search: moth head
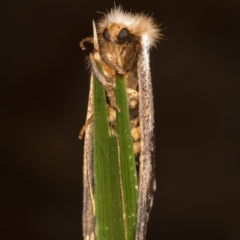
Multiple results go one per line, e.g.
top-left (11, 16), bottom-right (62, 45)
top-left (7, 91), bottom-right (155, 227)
top-left (97, 7), bottom-right (162, 48)
top-left (102, 23), bottom-right (131, 44)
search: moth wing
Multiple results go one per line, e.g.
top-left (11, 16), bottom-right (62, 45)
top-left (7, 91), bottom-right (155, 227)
top-left (82, 74), bottom-right (95, 240)
top-left (136, 35), bottom-right (155, 240)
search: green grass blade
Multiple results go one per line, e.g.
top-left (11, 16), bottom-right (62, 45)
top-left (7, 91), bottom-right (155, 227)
top-left (93, 74), bottom-right (125, 239)
top-left (115, 75), bottom-right (138, 239)
top-left (93, 68), bottom-right (138, 240)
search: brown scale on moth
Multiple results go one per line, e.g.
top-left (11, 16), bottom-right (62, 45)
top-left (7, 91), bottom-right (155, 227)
top-left (80, 6), bottom-right (161, 240)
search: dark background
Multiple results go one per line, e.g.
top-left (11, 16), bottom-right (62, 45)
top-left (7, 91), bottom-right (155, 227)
top-left (2, 0), bottom-right (240, 239)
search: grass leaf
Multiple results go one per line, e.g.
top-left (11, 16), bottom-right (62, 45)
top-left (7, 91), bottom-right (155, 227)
top-left (93, 67), bottom-right (138, 240)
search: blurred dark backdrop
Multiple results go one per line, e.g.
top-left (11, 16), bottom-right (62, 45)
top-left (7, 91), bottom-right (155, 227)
top-left (1, 0), bottom-right (240, 239)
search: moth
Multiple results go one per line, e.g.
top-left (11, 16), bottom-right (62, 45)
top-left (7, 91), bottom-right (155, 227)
top-left (80, 7), bottom-right (161, 240)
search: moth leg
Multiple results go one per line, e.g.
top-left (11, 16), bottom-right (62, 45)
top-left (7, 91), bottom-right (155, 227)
top-left (89, 54), bottom-right (109, 86)
top-left (100, 54), bottom-right (116, 70)
top-left (100, 54), bottom-right (126, 75)
top-left (79, 114), bottom-right (94, 139)
top-left (90, 54), bottom-right (120, 112)
top-left (114, 64), bottom-right (126, 75)
top-left (80, 37), bottom-right (94, 50)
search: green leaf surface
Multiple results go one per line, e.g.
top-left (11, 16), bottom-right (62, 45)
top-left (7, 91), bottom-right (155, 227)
top-left (93, 70), bottom-right (138, 240)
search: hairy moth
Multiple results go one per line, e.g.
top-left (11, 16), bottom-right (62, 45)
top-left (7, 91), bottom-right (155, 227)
top-left (80, 6), bottom-right (161, 240)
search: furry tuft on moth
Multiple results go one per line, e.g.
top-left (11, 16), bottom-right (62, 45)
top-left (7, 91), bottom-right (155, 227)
top-left (80, 7), bottom-right (161, 240)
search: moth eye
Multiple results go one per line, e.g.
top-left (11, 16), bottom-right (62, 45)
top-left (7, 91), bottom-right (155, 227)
top-left (118, 28), bottom-right (129, 41)
top-left (103, 28), bottom-right (110, 40)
